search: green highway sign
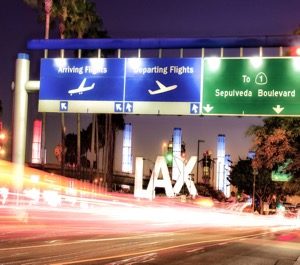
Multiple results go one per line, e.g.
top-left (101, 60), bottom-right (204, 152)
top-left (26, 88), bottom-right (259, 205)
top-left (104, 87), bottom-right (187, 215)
top-left (271, 159), bottom-right (293, 182)
top-left (271, 171), bottom-right (292, 182)
top-left (202, 57), bottom-right (300, 116)
top-left (271, 160), bottom-right (293, 182)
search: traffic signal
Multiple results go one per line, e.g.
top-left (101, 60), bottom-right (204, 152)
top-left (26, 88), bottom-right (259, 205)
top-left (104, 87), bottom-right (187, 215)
top-left (202, 151), bottom-right (212, 168)
top-left (289, 46), bottom-right (300, 56)
top-left (164, 141), bottom-right (173, 167)
top-left (165, 151), bottom-right (173, 167)
top-left (202, 151), bottom-right (212, 183)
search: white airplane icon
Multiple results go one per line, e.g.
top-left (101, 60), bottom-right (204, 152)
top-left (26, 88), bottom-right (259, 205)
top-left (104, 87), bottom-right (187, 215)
top-left (68, 78), bottom-right (95, 95)
top-left (148, 80), bottom-right (177, 95)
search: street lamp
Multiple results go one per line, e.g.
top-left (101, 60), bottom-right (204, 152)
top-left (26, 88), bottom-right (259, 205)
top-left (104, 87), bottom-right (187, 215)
top-left (196, 139), bottom-right (205, 184)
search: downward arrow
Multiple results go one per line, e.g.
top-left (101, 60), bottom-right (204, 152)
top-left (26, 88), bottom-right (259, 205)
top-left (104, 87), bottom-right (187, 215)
top-left (272, 105), bottom-right (284, 114)
top-left (203, 104), bottom-right (214, 113)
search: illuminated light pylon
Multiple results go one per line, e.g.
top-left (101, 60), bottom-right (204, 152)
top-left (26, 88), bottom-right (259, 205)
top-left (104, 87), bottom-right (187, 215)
top-left (290, 46), bottom-right (300, 56)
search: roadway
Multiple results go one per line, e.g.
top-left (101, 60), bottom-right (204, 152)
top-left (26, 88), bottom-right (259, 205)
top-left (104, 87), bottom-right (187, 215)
top-left (0, 196), bottom-right (300, 265)
top-left (0, 223), bottom-right (299, 264)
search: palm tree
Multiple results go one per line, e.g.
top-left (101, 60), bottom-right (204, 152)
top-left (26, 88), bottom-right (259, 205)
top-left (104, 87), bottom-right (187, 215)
top-left (53, 1), bottom-right (122, 188)
top-left (24, 0), bottom-right (98, 164)
top-left (24, 0), bottom-right (124, 187)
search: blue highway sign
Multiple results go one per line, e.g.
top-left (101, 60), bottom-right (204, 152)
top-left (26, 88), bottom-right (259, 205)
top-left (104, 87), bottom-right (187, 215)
top-left (40, 58), bottom-right (124, 101)
top-left (39, 58), bottom-right (202, 115)
top-left (125, 58), bottom-right (202, 115)
top-left (39, 58), bottom-right (125, 113)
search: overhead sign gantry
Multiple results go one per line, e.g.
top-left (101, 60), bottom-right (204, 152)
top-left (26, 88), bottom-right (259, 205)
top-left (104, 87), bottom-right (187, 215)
top-left (12, 36), bottom-right (300, 164)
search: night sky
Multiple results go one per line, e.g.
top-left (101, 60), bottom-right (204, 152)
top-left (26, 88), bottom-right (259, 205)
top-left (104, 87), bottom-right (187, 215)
top-left (1, 0), bottom-right (300, 167)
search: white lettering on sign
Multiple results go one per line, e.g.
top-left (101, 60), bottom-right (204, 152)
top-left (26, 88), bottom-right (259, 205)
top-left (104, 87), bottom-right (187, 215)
top-left (134, 156), bottom-right (198, 200)
top-left (134, 66), bottom-right (168, 75)
top-left (58, 66), bottom-right (84, 75)
top-left (57, 65), bottom-right (107, 75)
top-left (215, 88), bottom-right (296, 99)
top-left (215, 89), bottom-right (253, 98)
top-left (242, 75), bottom-right (251, 83)
top-left (257, 89), bottom-right (296, 97)
top-left (169, 66), bottom-right (194, 75)
top-left (133, 66), bottom-right (194, 76)
top-left (84, 66), bottom-right (107, 74)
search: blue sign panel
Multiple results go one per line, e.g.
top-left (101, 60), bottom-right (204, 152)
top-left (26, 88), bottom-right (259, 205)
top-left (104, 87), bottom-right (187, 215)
top-left (39, 57), bottom-right (202, 115)
top-left (125, 58), bottom-right (201, 102)
top-left (40, 58), bottom-right (124, 101)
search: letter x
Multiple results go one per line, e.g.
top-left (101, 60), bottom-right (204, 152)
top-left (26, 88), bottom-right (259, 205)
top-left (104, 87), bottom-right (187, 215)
top-left (173, 156), bottom-right (198, 196)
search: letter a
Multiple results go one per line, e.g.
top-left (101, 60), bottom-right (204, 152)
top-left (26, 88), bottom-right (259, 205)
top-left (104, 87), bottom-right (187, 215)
top-left (147, 156), bottom-right (175, 199)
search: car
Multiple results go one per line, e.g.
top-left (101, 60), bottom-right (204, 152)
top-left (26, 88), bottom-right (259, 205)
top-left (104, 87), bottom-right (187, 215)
top-left (283, 202), bottom-right (297, 211)
top-left (282, 203), bottom-right (298, 218)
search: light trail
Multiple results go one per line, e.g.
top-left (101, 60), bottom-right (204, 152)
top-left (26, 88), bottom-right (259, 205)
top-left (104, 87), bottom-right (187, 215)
top-left (0, 158), bottom-right (299, 242)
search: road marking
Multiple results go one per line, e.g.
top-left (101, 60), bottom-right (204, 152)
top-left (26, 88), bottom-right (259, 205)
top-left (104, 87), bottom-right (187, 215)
top-left (51, 230), bottom-right (277, 265)
top-left (0, 232), bottom-right (174, 251)
top-left (186, 247), bottom-right (204, 253)
top-left (106, 253), bottom-right (157, 265)
top-left (186, 240), bottom-right (230, 253)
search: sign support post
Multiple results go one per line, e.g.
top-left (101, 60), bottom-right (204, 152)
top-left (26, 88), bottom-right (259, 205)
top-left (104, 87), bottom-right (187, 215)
top-left (12, 53), bottom-right (30, 164)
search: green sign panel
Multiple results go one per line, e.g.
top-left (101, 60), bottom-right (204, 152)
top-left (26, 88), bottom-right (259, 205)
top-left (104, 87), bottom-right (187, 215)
top-left (202, 57), bottom-right (300, 116)
top-left (271, 171), bottom-right (292, 182)
top-left (271, 160), bottom-right (293, 182)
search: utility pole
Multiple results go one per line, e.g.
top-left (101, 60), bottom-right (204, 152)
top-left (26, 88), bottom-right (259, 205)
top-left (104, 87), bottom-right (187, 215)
top-left (196, 139), bottom-right (205, 184)
top-left (252, 169), bottom-right (258, 212)
top-left (41, 0), bottom-right (52, 167)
